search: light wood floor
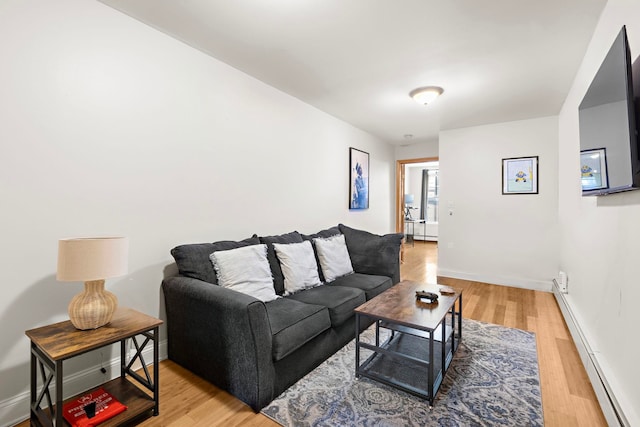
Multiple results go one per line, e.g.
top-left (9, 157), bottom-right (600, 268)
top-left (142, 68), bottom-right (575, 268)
top-left (16, 241), bottom-right (606, 426)
top-left (404, 242), bottom-right (607, 427)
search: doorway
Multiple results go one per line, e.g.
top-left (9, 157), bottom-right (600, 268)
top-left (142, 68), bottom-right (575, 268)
top-left (395, 157), bottom-right (439, 239)
top-left (396, 157), bottom-right (439, 280)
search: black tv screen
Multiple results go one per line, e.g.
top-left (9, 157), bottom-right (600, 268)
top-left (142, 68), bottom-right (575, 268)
top-left (579, 26), bottom-right (640, 196)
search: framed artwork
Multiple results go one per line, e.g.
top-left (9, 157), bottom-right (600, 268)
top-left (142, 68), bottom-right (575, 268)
top-left (580, 148), bottom-right (608, 191)
top-left (502, 156), bottom-right (539, 194)
top-left (349, 147), bottom-right (369, 209)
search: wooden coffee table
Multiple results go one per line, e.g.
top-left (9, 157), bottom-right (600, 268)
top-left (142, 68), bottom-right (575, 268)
top-left (354, 281), bottom-right (462, 406)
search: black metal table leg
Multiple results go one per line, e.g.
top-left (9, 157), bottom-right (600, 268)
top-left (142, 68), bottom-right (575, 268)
top-left (153, 326), bottom-right (160, 415)
top-left (355, 313), bottom-right (361, 378)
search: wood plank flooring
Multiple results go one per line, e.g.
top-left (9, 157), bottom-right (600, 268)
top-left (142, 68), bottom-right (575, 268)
top-left (15, 241), bottom-right (606, 426)
top-left (407, 241), bottom-right (607, 426)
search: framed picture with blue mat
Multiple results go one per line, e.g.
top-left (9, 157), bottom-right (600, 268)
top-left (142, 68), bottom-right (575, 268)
top-left (349, 147), bottom-right (369, 209)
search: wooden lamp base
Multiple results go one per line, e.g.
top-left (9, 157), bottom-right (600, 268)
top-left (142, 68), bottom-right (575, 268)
top-left (68, 280), bottom-right (118, 330)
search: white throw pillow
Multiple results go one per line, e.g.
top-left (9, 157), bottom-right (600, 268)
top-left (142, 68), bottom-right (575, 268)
top-left (209, 244), bottom-right (278, 302)
top-left (273, 241), bottom-right (322, 295)
top-left (313, 234), bottom-right (354, 282)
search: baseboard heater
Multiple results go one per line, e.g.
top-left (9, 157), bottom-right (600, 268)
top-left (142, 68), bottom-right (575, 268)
top-left (552, 279), bottom-right (629, 427)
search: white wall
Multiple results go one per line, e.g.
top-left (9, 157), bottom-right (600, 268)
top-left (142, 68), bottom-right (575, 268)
top-left (438, 117), bottom-right (559, 291)
top-left (558, 1), bottom-right (640, 424)
top-left (0, 1), bottom-right (395, 424)
top-left (396, 139), bottom-right (439, 161)
top-left (406, 167), bottom-right (423, 209)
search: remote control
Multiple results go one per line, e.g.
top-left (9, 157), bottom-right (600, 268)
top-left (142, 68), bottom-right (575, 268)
top-left (439, 286), bottom-right (455, 295)
top-left (415, 290), bottom-right (439, 302)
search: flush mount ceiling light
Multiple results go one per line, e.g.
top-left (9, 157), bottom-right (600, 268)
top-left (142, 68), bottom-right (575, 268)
top-left (410, 86), bottom-right (444, 105)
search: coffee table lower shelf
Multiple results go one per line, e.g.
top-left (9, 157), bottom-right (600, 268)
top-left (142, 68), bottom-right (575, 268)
top-left (357, 330), bottom-right (456, 404)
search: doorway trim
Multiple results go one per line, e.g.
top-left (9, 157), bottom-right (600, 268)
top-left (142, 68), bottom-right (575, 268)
top-left (396, 157), bottom-right (439, 233)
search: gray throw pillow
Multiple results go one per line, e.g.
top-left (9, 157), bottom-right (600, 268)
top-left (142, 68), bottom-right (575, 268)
top-left (210, 244), bottom-right (278, 302)
top-left (313, 234), bottom-right (354, 282)
top-left (301, 225), bottom-right (341, 282)
top-left (171, 235), bottom-right (260, 284)
top-left (273, 241), bottom-right (322, 294)
top-left (259, 231), bottom-right (304, 295)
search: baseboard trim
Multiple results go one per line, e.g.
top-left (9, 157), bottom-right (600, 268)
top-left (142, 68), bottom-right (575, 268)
top-left (0, 339), bottom-right (168, 427)
top-left (552, 282), bottom-right (629, 427)
top-left (436, 269), bottom-right (553, 292)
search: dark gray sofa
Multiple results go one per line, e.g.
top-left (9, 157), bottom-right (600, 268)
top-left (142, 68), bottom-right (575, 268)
top-left (162, 224), bottom-right (403, 411)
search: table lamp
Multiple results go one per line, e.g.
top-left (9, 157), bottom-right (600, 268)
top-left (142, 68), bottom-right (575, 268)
top-left (57, 237), bottom-right (129, 330)
top-left (404, 194), bottom-right (415, 220)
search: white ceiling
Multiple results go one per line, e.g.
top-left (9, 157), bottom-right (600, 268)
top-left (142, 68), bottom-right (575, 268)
top-left (100, 0), bottom-right (606, 145)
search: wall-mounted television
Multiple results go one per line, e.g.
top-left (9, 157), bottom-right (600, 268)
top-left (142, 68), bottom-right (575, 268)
top-left (579, 25), bottom-right (640, 196)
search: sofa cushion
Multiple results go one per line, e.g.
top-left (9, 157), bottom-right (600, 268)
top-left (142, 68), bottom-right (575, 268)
top-left (260, 231), bottom-right (304, 295)
top-left (210, 244), bottom-right (278, 302)
top-left (338, 224), bottom-right (403, 283)
top-left (286, 285), bottom-right (365, 327)
top-left (273, 241), bottom-right (321, 295)
top-left (265, 298), bottom-right (331, 361)
top-left (171, 235), bottom-right (260, 285)
top-left (329, 273), bottom-right (393, 300)
top-left (313, 234), bottom-right (354, 282)
top-left (301, 226), bottom-right (341, 241)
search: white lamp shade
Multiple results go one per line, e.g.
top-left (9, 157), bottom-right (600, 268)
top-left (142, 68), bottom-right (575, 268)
top-left (57, 237), bottom-right (129, 282)
top-left (405, 194), bottom-right (415, 204)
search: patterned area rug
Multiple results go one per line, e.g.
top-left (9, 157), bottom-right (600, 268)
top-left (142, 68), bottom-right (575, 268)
top-left (261, 319), bottom-right (543, 426)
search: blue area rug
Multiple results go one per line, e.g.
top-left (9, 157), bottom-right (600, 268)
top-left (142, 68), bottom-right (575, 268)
top-left (261, 319), bottom-right (543, 426)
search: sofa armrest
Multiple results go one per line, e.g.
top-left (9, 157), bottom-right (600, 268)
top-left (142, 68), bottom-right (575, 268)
top-left (339, 224), bottom-right (403, 284)
top-left (161, 276), bottom-right (275, 411)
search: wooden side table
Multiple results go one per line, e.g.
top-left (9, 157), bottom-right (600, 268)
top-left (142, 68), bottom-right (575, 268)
top-left (25, 307), bottom-right (163, 426)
